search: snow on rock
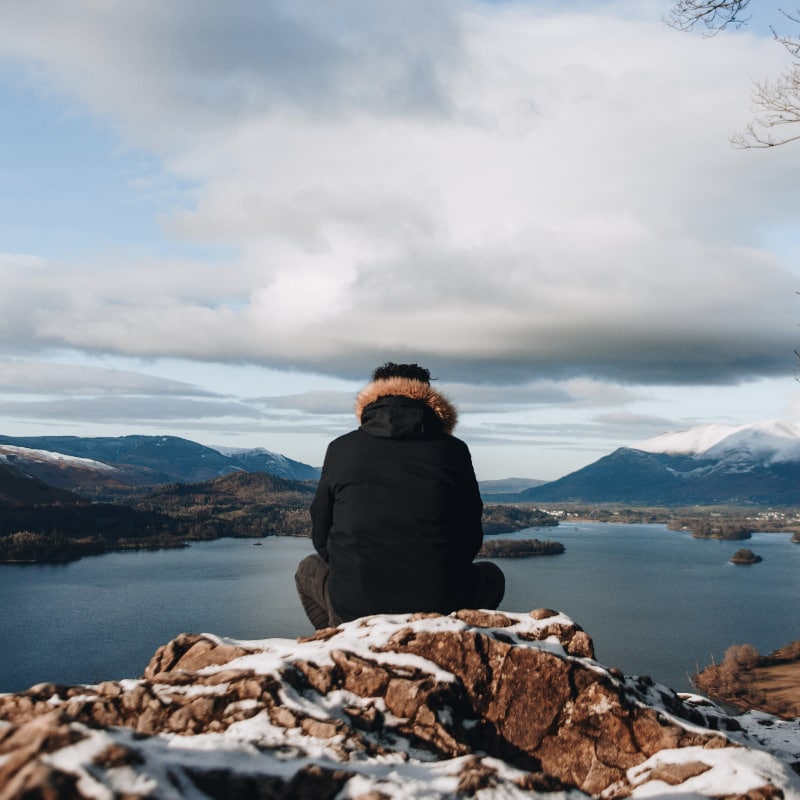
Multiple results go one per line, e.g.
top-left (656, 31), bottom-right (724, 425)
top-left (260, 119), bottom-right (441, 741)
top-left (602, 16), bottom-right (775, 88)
top-left (0, 609), bottom-right (798, 799)
top-left (634, 420), bottom-right (800, 463)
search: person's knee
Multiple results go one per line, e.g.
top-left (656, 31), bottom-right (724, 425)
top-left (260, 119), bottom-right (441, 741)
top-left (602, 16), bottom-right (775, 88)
top-left (472, 560), bottom-right (505, 609)
top-left (295, 554), bottom-right (336, 629)
top-left (295, 553), bottom-right (327, 586)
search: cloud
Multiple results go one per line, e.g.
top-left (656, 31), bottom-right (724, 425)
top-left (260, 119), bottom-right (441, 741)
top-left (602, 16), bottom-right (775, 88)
top-left (259, 390), bottom-right (356, 415)
top-left (0, 1), bottom-right (460, 147)
top-left (0, 359), bottom-right (216, 396)
top-left (0, 395), bottom-right (261, 424)
top-left (1, 2), bottom-right (799, 388)
top-left (590, 411), bottom-right (680, 434)
top-left (234, 377), bottom-right (644, 419)
top-left (460, 418), bottom-right (659, 449)
top-left (429, 379), bottom-right (646, 413)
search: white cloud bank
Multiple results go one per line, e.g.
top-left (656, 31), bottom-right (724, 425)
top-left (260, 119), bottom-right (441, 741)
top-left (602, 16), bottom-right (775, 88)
top-left (0, 1), bottom-right (798, 387)
top-left (1, 1), bottom-right (800, 478)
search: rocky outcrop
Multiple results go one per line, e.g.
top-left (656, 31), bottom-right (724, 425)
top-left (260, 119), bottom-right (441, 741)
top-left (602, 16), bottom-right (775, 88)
top-left (1, 609), bottom-right (799, 799)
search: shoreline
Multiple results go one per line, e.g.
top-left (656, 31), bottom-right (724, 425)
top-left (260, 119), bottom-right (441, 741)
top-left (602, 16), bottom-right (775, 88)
top-left (694, 641), bottom-right (800, 720)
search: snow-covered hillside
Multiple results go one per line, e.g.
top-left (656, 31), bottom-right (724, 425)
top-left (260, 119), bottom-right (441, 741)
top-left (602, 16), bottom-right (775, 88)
top-left (0, 434), bottom-right (320, 488)
top-left (213, 444), bottom-right (320, 480)
top-left (634, 420), bottom-right (800, 463)
top-left (0, 444), bottom-right (118, 472)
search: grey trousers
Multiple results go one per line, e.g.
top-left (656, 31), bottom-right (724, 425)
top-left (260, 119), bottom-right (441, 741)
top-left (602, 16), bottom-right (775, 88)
top-left (294, 553), bottom-right (506, 630)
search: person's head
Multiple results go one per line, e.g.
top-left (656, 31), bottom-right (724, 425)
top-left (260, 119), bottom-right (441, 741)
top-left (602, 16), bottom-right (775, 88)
top-left (371, 362), bottom-right (431, 384)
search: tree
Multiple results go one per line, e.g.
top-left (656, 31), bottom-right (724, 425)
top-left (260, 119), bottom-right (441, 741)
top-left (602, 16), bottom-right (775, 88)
top-left (666, 1), bottom-right (752, 33)
top-left (667, 0), bottom-right (800, 147)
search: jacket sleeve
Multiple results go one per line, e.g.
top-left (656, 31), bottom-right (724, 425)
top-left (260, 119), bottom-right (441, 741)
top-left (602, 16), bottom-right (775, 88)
top-left (459, 442), bottom-right (484, 560)
top-left (310, 448), bottom-right (334, 562)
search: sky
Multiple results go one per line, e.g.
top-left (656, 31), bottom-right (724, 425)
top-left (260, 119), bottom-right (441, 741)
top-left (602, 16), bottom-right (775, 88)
top-left (1, 0), bottom-right (800, 481)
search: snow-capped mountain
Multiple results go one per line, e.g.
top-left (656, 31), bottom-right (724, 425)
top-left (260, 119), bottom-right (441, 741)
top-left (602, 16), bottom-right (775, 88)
top-left (635, 420), bottom-right (800, 464)
top-left (518, 420), bottom-right (800, 506)
top-left (0, 434), bottom-right (320, 498)
top-left (212, 445), bottom-right (320, 481)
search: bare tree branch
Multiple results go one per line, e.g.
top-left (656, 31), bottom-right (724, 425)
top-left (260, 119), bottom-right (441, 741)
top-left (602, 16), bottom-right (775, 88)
top-left (771, 7), bottom-right (800, 58)
top-left (667, 2), bottom-right (800, 147)
top-left (733, 57), bottom-right (800, 147)
top-left (665, 0), bottom-right (752, 34)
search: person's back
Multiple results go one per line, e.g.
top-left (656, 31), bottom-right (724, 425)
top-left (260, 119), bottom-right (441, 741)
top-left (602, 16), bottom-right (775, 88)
top-left (295, 362), bottom-right (504, 629)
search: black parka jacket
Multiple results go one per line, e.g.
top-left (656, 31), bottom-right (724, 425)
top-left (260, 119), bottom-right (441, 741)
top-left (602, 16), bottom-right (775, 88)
top-left (310, 377), bottom-right (484, 622)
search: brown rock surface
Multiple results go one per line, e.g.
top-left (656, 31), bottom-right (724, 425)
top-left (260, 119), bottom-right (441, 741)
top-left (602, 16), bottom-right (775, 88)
top-left (0, 611), bottom-right (796, 799)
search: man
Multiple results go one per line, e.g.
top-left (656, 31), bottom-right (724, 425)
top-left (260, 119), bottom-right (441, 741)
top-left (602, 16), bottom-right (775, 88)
top-left (295, 362), bottom-right (505, 629)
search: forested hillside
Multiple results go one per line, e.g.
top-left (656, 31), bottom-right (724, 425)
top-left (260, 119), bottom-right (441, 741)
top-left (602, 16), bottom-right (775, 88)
top-left (0, 468), bottom-right (558, 563)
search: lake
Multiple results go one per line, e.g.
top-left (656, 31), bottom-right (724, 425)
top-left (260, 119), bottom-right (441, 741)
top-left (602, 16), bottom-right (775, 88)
top-left (1, 522), bottom-right (798, 694)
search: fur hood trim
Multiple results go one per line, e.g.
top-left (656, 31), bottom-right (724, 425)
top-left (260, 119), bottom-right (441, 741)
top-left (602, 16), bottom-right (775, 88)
top-left (355, 377), bottom-right (458, 434)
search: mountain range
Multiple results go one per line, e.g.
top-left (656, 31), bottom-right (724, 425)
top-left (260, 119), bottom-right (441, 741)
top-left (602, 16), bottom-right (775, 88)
top-left (2, 421), bottom-right (799, 507)
top-left (0, 434), bottom-right (319, 499)
top-left (0, 433), bottom-right (559, 562)
top-left (508, 420), bottom-right (800, 506)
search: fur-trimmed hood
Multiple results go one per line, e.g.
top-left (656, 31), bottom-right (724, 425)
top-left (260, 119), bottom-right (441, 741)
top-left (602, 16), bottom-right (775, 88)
top-left (355, 377), bottom-right (458, 435)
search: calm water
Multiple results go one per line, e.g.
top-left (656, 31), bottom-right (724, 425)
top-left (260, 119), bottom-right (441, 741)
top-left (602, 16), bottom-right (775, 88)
top-left (1, 523), bottom-right (798, 694)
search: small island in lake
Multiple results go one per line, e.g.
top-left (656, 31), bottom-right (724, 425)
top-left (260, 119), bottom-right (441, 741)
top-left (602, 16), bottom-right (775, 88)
top-left (730, 548), bottom-right (762, 565)
top-left (481, 505), bottom-right (559, 534)
top-left (478, 538), bottom-right (564, 558)
top-left (670, 521), bottom-right (754, 540)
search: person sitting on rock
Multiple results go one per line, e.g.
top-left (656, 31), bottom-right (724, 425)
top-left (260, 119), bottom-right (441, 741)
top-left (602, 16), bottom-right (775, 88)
top-left (295, 362), bottom-right (505, 629)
